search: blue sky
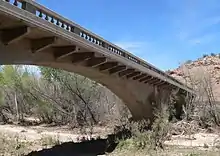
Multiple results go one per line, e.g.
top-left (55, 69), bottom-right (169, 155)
top-left (37, 0), bottom-right (220, 70)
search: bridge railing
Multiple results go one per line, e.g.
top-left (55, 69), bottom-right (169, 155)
top-left (3, 0), bottom-right (193, 93)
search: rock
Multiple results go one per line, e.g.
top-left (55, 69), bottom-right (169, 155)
top-left (167, 55), bottom-right (220, 101)
top-left (20, 129), bottom-right (27, 133)
top-left (214, 65), bottom-right (220, 70)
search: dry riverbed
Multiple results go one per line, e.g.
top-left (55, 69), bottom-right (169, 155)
top-left (0, 124), bottom-right (220, 156)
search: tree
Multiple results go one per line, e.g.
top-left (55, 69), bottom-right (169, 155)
top-left (0, 65), bottom-right (128, 128)
top-left (203, 54), bottom-right (208, 58)
top-left (185, 60), bottom-right (192, 64)
top-left (211, 53), bottom-right (216, 57)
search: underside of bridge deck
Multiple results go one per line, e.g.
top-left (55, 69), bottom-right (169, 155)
top-left (0, 0), bottom-right (191, 121)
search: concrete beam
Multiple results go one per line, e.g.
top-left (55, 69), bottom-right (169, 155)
top-left (109, 65), bottom-right (126, 74)
top-left (31, 37), bottom-right (56, 53)
top-left (139, 76), bottom-right (152, 82)
top-left (145, 78), bottom-right (160, 84)
top-left (153, 80), bottom-right (166, 86)
top-left (127, 71), bottom-right (141, 79)
top-left (0, 26), bottom-right (29, 45)
top-left (158, 82), bottom-right (169, 88)
top-left (53, 45), bottom-right (77, 60)
top-left (99, 62), bottom-right (118, 71)
top-left (72, 52), bottom-right (94, 63)
top-left (86, 57), bottom-right (107, 67)
top-left (151, 80), bottom-right (163, 86)
top-left (133, 73), bottom-right (147, 80)
top-left (170, 84), bottom-right (177, 89)
top-left (143, 77), bottom-right (155, 83)
top-left (118, 68), bottom-right (135, 77)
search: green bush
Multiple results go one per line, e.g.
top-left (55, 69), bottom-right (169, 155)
top-left (203, 54), bottom-right (208, 58)
top-left (211, 53), bottom-right (216, 56)
top-left (116, 106), bottom-right (170, 151)
top-left (185, 60), bottom-right (192, 64)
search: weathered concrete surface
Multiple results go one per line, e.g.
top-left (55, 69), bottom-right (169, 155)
top-left (0, 41), bottom-right (157, 120)
top-left (0, 0), bottom-right (191, 120)
top-left (0, 0), bottom-right (193, 94)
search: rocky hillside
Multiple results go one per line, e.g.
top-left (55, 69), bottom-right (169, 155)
top-left (167, 55), bottom-right (220, 100)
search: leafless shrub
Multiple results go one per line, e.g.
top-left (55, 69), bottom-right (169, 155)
top-left (116, 91), bottom-right (172, 151)
top-left (0, 65), bottom-right (129, 129)
top-left (178, 65), bottom-right (220, 129)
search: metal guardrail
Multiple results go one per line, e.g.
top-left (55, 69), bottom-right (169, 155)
top-left (2, 0), bottom-right (194, 93)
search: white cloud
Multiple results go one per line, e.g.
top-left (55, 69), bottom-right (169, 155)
top-left (113, 41), bottom-right (176, 70)
top-left (172, 2), bottom-right (220, 45)
top-left (206, 16), bottom-right (220, 27)
top-left (176, 31), bottom-right (189, 41)
top-left (114, 41), bottom-right (152, 59)
top-left (114, 40), bottom-right (150, 59)
top-left (188, 33), bottom-right (215, 45)
top-left (114, 41), bottom-right (146, 52)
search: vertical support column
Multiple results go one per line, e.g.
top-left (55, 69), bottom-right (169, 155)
top-left (21, 1), bottom-right (36, 14)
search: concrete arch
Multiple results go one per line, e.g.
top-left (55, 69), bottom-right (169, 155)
top-left (0, 40), bottom-right (159, 120)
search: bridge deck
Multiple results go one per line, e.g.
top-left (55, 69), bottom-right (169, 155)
top-left (0, 0), bottom-right (194, 94)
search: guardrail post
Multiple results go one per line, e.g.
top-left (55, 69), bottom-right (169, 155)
top-left (102, 42), bottom-right (108, 49)
top-left (71, 27), bottom-right (81, 35)
top-left (124, 53), bottom-right (128, 58)
top-left (21, 1), bottom-right (36, 14)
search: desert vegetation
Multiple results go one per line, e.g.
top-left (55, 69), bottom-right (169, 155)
top-left (0, 63), bottom-right (220, 155)
top-left (0, 65), bottom-right (129, 128)
top-left (109, 57), bottom-right (220, 155)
